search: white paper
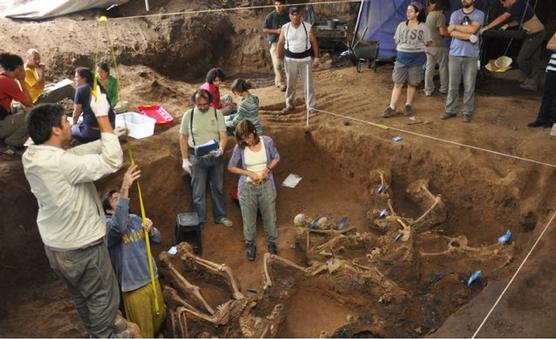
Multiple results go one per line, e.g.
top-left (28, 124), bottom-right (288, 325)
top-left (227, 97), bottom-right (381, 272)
top-left (282, 174), bottom-right (302, 188)
top-left (550, 124), bottom-right (556, 137)
top-left (197, 139), bottom-right (218, 148)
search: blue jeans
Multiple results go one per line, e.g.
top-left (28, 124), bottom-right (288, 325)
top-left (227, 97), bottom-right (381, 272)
top-left (238, 179), bottom-right (277, 243)
top-left (189, 153), bottom-right (226, 224)
top-left (445, 56), bottom-right (478, 117)
top-left (72, 123), bottom-right (100, 143)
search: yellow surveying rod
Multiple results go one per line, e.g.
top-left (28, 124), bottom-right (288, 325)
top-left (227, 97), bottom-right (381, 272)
top-left (126, 141), bottom-right (161, 315)
top-left (96, 14), bottom-right (160, 315)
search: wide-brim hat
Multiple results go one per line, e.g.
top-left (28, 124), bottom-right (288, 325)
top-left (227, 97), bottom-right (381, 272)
top-left (486, 56), bottom-right (512, 73)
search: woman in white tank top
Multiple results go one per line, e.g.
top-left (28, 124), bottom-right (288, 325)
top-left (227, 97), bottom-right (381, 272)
top-left (228, 120), bottom-right (281, 261)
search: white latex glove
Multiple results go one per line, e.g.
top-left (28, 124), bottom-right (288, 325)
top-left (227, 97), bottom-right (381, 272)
top-left (500, 24), bottom-right (509, 31)
top-left (312, 57), bottom-right (320, 68)
top-left (90, 84), bottom-right (110, 118)
top-left (114, 127), bottom-right (128, 137)
top-left (469, 34), bottom-right (478, 44)
top-left (209, 148), bottom-right (223, 158)
top-left (182, 158), bottom-right (192, 175)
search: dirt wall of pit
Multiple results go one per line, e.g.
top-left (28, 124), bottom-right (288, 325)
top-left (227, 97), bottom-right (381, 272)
top-left (0, 0), bottom-right (358, 82)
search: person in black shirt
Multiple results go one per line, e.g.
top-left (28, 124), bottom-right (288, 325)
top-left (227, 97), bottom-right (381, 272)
top-left (481, 0), bottom-right (546, 91)
top-left (263, 0), bottom-right (290, 91)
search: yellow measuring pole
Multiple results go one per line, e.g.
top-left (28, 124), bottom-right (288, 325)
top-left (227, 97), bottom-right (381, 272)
top-left (96, 15), bottom-right (160, 315)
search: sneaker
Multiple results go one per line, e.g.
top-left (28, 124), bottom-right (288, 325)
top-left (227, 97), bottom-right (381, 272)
top-left (463, 115), bottom-right (472, 123)
top-left (439, 90), bottom-right (448, 95)
top-left (246, 241), bottom-right (256, 261)
top-left (281, 106), bottom-right (294, 114)
top-left (382, 106), bottom-right (398, 118)
top-left (425, 91), bottom-right (433, 97)
top-left (279, 85), bottom-right (287, 92)
top-left (307, 108), bottom-right (318, 114)
top-left (440, 112), bottom-right (456, 120)
top-left (403, 104), bottom-right (414, 116)
top-left (267, 242), bottom-right (278, 255)
top-left (216, 217), bottom-right (233, 227)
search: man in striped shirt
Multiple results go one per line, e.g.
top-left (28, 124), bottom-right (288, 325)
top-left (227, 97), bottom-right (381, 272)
top-left (527, 31), bottom-right (556, 128)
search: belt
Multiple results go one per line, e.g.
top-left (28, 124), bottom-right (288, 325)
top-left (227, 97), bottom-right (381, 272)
top-left (45, 237), bottom-right (104, 253)
top-left (525, 29), bottom-right (544, 36)
top-left (285, 49), bottom-right (312, 59)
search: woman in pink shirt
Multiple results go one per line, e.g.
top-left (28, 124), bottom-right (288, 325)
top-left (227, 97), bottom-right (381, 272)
top-left (200, 67), bottom-right (236, 115)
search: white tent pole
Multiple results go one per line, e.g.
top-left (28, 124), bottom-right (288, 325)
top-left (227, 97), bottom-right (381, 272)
top-left (352, 0), bottom-right (365, 47)
top-left (145, 0), bottom-right (150, 11)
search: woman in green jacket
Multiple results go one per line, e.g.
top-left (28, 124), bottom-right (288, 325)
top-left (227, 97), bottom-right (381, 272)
top-left (96, 61), bottom-right (118, 107)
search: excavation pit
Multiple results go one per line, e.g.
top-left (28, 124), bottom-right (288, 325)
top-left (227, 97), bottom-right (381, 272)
top-left (0, 120), bottom-right (551, 337)
top-left (1, 0), bottom-right (556, 335)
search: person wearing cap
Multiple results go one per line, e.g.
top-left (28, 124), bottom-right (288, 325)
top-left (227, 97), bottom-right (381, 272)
top-left (277, 5), bottom-right (319, 114)
top-left (441, 0), bottom-right (484, 123)
top-left (480, 0), bottom-right (545, 91)
top-left (527, 31), bottom-right (556, 128)
top-left (263, 0), bottom-right (290, 92)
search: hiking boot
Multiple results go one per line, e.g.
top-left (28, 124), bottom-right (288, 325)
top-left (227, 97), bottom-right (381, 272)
top-left (520, 82), bottom-right (538, 91)
top-left (528, 120), bottom-right (546, 128)
top-left (267, 242), bottom-right (278, 255)
top-left (403, 104), bottom-right (414, 116)
top-left (440, 112), bottom-right (456, 120)
top-left (113, 329), bottom-right (132, 338)
top-left (463, 115), bottom-right (472, 123)
top-left (382, 106), bottom-right (398, 118)
top-left (246, 241), bottom-right (256, 261)
top-left (281, 106), bottom-right (294, 114)
top-left (0, 144), bottom-right (25, 157)
top-left (216, 217), bottom-right (233, 227)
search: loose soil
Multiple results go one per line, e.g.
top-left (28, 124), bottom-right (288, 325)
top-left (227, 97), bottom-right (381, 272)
top-left (1, 0), bottom-right (556, 337)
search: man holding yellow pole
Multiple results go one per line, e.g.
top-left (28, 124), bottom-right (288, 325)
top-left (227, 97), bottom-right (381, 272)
top-left (22, 87), bottom-right (124, 337)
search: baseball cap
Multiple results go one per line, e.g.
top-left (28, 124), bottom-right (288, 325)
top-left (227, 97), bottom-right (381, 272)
top-left (289, 6), bottom-right (300, 14)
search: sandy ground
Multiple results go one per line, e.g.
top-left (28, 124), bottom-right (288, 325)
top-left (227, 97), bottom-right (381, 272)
top-left (1, 0), bottom-right (556, 336)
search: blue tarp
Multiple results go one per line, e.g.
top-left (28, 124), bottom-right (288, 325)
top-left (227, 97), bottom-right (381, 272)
top-left (354, 0), bottom-right (492, 60)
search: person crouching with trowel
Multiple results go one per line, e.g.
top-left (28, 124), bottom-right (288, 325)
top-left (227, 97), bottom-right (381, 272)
top-left (103, 164), bottom-right (167, 338)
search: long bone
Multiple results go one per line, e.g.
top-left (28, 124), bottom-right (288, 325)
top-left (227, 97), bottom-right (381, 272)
top-left (178, 308), bottom-right (189, 337)
top-left (263, 253), bottom-right (309, 289)
top-left (160, 252), bottom-right (216, 314)
top-left (305, 227), bottom-right (356, 252)
top-left (177, 243), bottom-right (244, 300)
top-left (419, 235), bottom-right (510, 258)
